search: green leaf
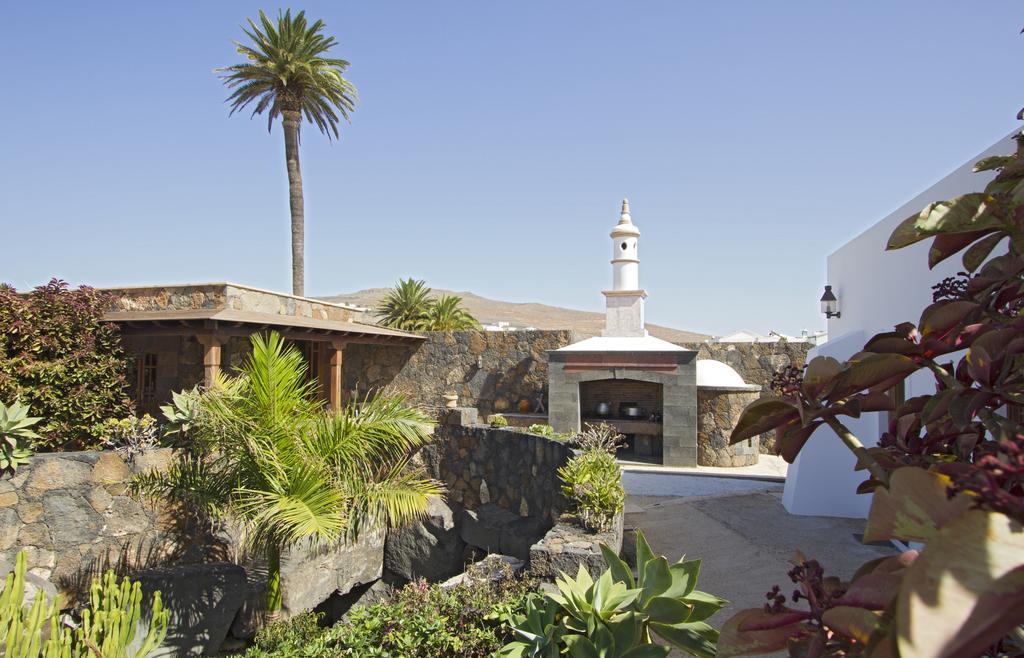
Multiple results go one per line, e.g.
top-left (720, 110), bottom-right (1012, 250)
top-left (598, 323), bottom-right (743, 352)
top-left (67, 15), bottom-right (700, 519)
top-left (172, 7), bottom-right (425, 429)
top-left (638, 557), bottom-right (672, 607)
top-left (634, 530), bottom-right (655, 575)
top-left (607, 611), bottom-right (642, 653)
top-left (919, 300), bottom-right (979, 338)
top-left (649, 621), bottom-right (719, 658)
top-left (973, 155), bottom-right (1014, 172)
top-left (683, 590), bottom-right (728, 622)
top-left (620, 645), bottom-right (670, 658)
top-left (928, 230), bottom-right (994, 269)
top-left (645, 596), bottom-right (691, 624)
top-left (563, 634), bottom-right (599, 658)
top-left (729, 397), bottom-right (801, 444)
top-left (897, 510), bottom-right (1024, 658)
top-left (600, 542), bottom-right (635, 589)
top-left (662, 560), bottom-right (700, 599)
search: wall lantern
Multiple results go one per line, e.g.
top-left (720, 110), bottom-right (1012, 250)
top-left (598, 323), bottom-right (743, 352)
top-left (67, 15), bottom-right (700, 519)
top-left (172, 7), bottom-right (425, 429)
top-left (820, 285), bottom-right (841, 319)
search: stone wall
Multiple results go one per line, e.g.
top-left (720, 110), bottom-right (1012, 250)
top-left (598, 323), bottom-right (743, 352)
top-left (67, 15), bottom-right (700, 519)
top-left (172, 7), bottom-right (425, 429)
top-left (344, 330), bottom-right (580, 415)
top-left (681, 341), bottom-right (811, 454)
top-left (680, 341), bottom-right (811, 393)
top-left (697, 390), bottom-right (761, 467)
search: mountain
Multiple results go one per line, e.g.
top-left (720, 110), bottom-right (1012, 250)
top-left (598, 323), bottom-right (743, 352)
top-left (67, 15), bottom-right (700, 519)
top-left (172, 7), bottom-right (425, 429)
top-left (319, 288), bottom-right (711, 343)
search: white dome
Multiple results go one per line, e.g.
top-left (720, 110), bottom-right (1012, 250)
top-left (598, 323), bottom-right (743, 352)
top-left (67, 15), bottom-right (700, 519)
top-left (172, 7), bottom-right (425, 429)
top-left (696, 359), bottom-right (757, 390)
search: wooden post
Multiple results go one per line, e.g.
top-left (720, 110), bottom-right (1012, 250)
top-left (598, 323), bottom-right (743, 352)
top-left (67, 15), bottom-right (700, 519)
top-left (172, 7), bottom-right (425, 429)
top-left (197, 334), bottom-right (222, 388)
top-left (328, 340), bottom-right (345, 411)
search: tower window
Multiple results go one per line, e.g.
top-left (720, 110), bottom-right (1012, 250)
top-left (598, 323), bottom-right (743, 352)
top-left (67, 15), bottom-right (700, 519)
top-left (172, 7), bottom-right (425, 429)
top-left (621, 242), bottom-right (627, 250)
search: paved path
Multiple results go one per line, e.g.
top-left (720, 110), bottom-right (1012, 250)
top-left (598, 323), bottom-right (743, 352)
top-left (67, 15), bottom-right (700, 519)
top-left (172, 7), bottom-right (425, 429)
top-left (624, 486), bottom-right (894, 635)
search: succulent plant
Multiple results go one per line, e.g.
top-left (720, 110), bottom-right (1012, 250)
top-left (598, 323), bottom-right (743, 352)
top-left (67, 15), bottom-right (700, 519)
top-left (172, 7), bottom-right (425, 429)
top-left (0, 400), bottom-right (40, 475)
top-left (501, 530), bottom-right (726, 657)
top-left (0, 550), bottom-right (168, 657)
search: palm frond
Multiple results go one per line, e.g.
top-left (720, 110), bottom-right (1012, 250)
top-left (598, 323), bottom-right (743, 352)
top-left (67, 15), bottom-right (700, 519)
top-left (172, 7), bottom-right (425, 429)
top-left (216, 9), bottom-right (358, 139)
top-left (375, 278), bottom-right (432, 330)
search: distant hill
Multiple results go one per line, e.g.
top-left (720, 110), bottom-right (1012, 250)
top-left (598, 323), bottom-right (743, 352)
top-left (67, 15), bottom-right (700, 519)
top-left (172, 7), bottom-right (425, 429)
top-left (319, 288), bottom-right (711, 343)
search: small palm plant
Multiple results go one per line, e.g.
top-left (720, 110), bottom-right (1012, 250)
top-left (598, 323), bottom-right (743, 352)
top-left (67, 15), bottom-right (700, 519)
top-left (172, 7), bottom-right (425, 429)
top-left (423, 294), bottom-right (479, 330)
top-left (134, 332), bottom-right (441, 613)
top-left (217, 10), bottom-right (358, 297)
top-left (376, 278), bottom-right (433, 330)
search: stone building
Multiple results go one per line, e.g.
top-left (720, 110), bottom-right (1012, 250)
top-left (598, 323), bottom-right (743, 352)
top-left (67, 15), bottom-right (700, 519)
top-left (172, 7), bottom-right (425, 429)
top-left (548, 200), bottom-right (761, 467)
top-left (101, 283), bottom-right (423, 414)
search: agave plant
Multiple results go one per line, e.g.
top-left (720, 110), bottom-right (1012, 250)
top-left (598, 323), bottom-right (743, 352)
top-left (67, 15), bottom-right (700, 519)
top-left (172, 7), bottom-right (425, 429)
top-left (159, 386), bottom-right (201, 442)
top-left (502, 530), bottom-right (726, 657)
top-left (134, 331), bottom-right (442, 612)
top-left (0, 400), bottom-right (40, 475)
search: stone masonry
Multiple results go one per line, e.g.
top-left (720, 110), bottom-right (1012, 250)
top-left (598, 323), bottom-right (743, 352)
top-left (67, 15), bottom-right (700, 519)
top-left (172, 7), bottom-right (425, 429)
top-left (345, 330), bottom-right (580, 415)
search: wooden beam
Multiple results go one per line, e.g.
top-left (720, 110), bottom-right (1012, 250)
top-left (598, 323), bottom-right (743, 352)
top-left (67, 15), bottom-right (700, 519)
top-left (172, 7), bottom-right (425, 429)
top-left (328, 340), bottom-right (345, 411)
top-left (196, 334), bottom-right (222, 388)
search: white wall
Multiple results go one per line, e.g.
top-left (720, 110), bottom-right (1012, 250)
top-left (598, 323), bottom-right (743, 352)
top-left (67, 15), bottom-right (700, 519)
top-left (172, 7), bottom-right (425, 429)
top-left (783, 132), bottom-right (1017, 518)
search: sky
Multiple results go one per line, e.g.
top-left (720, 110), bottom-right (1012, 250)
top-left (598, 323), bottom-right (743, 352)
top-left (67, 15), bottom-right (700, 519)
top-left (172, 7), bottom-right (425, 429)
top-left (0, 2), bottom-right (1020, 337)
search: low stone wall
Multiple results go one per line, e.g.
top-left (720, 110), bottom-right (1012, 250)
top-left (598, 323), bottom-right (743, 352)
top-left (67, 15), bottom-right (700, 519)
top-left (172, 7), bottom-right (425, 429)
top-left (697, 390), bottom-right (760, 467)
top-left (529, 512), bottom-right (624, 580)
top-left (423, 424), bottom-right (573, 521)
top-left (344, 330), bottom-right (580, 416)
top-left (0, 448), bottom-right (384, 655)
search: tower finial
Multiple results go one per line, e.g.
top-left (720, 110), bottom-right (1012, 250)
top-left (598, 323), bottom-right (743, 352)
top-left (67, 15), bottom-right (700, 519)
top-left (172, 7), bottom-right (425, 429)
top-left (619, 198), bottom-right (632, 224)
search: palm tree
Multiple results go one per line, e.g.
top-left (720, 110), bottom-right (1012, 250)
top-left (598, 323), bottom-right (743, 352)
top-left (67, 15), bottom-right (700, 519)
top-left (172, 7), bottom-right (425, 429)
top-left (376, 278), bottom-right (433, 331)
top-left (134, 332), bottom-right (440, 613)
top-left (217, 10), bottom-right (357, 297)
top-left (422, 294), bottom-right (479, 330)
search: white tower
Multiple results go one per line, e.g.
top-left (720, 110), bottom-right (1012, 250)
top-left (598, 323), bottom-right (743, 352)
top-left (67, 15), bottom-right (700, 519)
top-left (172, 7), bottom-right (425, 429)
top-left (602, 199), bottom-right (648, 337)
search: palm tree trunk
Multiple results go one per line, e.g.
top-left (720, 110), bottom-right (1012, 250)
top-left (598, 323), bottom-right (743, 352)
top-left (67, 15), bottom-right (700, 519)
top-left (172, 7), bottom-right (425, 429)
top-left (282, 110), bottom-right (305, 297)
top-left (266, 543), bottom-right (283, 612)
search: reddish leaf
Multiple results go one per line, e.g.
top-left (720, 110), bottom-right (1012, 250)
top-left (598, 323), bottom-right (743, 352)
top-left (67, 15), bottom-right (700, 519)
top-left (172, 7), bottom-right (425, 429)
top-left (779, 421), bottom-right (824, 463)
top-left (729, 397), bottom-right (800, 444)
top-left (830, 354), bottom-right (919, 399)
top-left (717, 608), bottom-right (810, 658)
top-left (928, 230), bottom-right (992, 269)
top-left (863, 332), bottom-right (920, 356)
top-left (962, 231), bottom-right (1006, 272)
top-left (821, 606), bottom-right (882, 644)
top-left (919, 301), bottom-right (980, 339)
top-left (802, 356), bottom-right (842, 399)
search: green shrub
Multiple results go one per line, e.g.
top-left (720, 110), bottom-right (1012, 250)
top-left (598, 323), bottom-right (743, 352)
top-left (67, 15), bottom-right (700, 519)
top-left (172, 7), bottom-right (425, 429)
top-left (488, 413), bottom-right (508, 428)
top-left (526, 424), bottom-right (571, 441)
top-left (558, 450), bottom-right (625, 532)
top-left (245, 562), bottom-right (537, 658)
top-left (0, 279), bottom-right (133, 450)
top-left (98, 414), bottom-right (158, 461)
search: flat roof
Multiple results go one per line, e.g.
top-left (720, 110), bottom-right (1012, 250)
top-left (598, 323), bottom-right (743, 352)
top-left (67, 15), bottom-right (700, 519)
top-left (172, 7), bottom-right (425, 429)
top-left (104, 308), bottom-right (423, 345)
